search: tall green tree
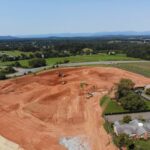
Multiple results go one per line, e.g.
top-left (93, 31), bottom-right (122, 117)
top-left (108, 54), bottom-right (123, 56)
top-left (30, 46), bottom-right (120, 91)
top-left (116, 78), bottom-right (135, 99)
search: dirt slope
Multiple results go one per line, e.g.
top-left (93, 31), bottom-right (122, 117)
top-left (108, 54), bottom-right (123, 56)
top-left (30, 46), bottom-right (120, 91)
top-left (0, 67), bottom-right (150, 150)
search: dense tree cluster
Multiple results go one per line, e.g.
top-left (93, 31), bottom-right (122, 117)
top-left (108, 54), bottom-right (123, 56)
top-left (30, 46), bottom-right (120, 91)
top-left (127, 49), bottom-right (150, 60)
top-left (116, 79), bottom-right (135, 99)
top-left (116, 79), bottom-right (147, 111)
top-left (120, 91), bottom-right (147, 111)
top-left (28, 58), bottom-right (46, 68)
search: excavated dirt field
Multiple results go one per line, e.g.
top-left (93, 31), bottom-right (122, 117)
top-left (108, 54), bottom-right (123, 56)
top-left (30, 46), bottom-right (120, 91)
top-left (0, 67), bottom-right (150, 150)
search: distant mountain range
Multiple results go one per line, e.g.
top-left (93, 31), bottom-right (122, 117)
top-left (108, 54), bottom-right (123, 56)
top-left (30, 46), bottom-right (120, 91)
top-left (0, 36), bottom-right (18, 40)
top-left (1, 31), bottom-right (150, 40)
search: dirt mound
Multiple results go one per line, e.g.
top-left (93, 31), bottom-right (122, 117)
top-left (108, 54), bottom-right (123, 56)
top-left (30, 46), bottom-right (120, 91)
top-left (0, 67), bottom-right (149, 150)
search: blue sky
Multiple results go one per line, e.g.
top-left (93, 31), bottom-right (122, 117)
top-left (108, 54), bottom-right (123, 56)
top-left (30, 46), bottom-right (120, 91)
top-left (0, 0), bottom-right (150, 35)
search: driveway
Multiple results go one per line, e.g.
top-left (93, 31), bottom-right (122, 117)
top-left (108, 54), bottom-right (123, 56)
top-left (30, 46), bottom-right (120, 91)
top-left (105, 112), bottom-right (150, 123)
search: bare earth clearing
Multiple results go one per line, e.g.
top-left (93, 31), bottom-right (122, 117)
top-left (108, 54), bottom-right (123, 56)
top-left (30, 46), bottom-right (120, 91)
top-left (0, 67), bottom-right (150, 150)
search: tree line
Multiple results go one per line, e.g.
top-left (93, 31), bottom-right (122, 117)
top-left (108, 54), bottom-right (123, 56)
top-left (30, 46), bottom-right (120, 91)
top-left (0, 37), bottom-right (150, 60)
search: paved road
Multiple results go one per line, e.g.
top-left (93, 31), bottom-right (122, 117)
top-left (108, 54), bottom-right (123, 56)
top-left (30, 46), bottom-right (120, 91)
top-left (105, 112), bottom-right (150, 123)
top-left (141, 93), bottom-right (150, 101)
top-left (6, 66), bottom-right (51, 78)
top-left (7, 60), bottom-right (149, 78)
top-left (59, 60), bottom-right (149, 67)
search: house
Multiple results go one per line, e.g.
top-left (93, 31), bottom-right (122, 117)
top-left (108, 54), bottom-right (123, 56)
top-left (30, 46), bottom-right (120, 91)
top-left (114, 119), bottom-right (150, 139)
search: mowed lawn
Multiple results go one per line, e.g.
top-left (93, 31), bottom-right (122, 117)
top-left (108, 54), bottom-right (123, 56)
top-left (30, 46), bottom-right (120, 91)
top-left (104, 100), bottom-right (127, 114)
top-left (100, 96), bottom-right (150, 114)
top-left (111, 62), bottom-right (150, 77)
top-left (0, 53), bottom-right (139, 67)
top-left (135, 140), bottom-right (150, 150)
top-left (46, 54), bottom-right (140, 65)
top-left (100, 96), bottom-right (127, 114)
top-left (145, 100), bottom-right (150, 110)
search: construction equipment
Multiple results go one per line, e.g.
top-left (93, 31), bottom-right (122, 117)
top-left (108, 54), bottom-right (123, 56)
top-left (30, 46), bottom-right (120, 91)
top-left (86, 92), bottom-right (93, 99)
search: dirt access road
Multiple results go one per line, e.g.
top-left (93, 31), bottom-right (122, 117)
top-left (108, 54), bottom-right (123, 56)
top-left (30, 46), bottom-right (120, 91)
top-left (0, 67), bottom-right (150, 150)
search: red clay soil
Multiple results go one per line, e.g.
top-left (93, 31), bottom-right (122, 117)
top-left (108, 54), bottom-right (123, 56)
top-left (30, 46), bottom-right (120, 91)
top-left (0, 67), bottom-right (150, 150)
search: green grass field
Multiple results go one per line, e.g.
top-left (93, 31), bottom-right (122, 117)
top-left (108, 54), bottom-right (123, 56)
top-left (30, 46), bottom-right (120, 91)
top-left (145, 100), bottom-right (150, 110)
top-left (135, 140), bottom-right (150, 150)
top-left (101, 95), bottom-right (150, 114)
top-left (100, 96), bottom-right (127, 114)
top-left (46, 54), bottom-right (140, 65)
top-left (0, 50), bottom-right (32, 57)
top-left (0, 53), bottom-right (139, 68)
top-left (0, 59), bottom-right (29, 67)
top-left (104, 100), bottom-right (127, 114)
top-left (111, 62), bottom-right (150, 77)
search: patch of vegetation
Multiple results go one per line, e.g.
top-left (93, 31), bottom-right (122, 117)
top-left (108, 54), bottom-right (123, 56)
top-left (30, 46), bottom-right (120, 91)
top-left (28, 58), bottom-right (46, 68)
top-left (113, 134), bottom-right (135, 150)
top-left (123, 115), bottom-right (132, 123)
top-left (100, 95), bottom-right (110, 106)
top-left (0, 73), bottom-right (6, 80)
top-left (134, 139), bottom-right (150, 150)
top-left (0, 53), bottom-right (138, 68)
top-left (145, 100), bottom-right (150, 110)
top-left (104, 100), bottom-right (127, 114)
top-left (103, 120), bottom-right (113, 134)
top-left (12, 61), bottom-right (22, 67)
top-left (116, 78), bottom-right (135, 99)
top-left (111, 62), bottom-right (150, 77)
top-left (0, 50), bottom-right (32, 57)
top-left (100, 95), bottom-right (127, 114)
top-left (116, 79), bottom-right (147, 112)
top-left (120, 91), bottom-right (147, 111)
top-left (0, 66), bottom-right (16, 74)
top-left (146, 88), bottom-right (150, 95)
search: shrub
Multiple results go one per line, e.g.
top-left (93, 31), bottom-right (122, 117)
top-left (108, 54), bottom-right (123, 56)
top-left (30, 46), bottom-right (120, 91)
top-left (116, 78), bottom-right (135, 100)
top-left (63, 59), bottom-right (70, 63)
top-left (146, 88), bottom-right (150, 95)
top-left (123, 115), bottom-right (132, 123)
top-left (0, 73), bottom-right (6, 80)
top-left (82, 48), bottom-right (93, 55)
top-left (13, 61), bottom-right (21, 67)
